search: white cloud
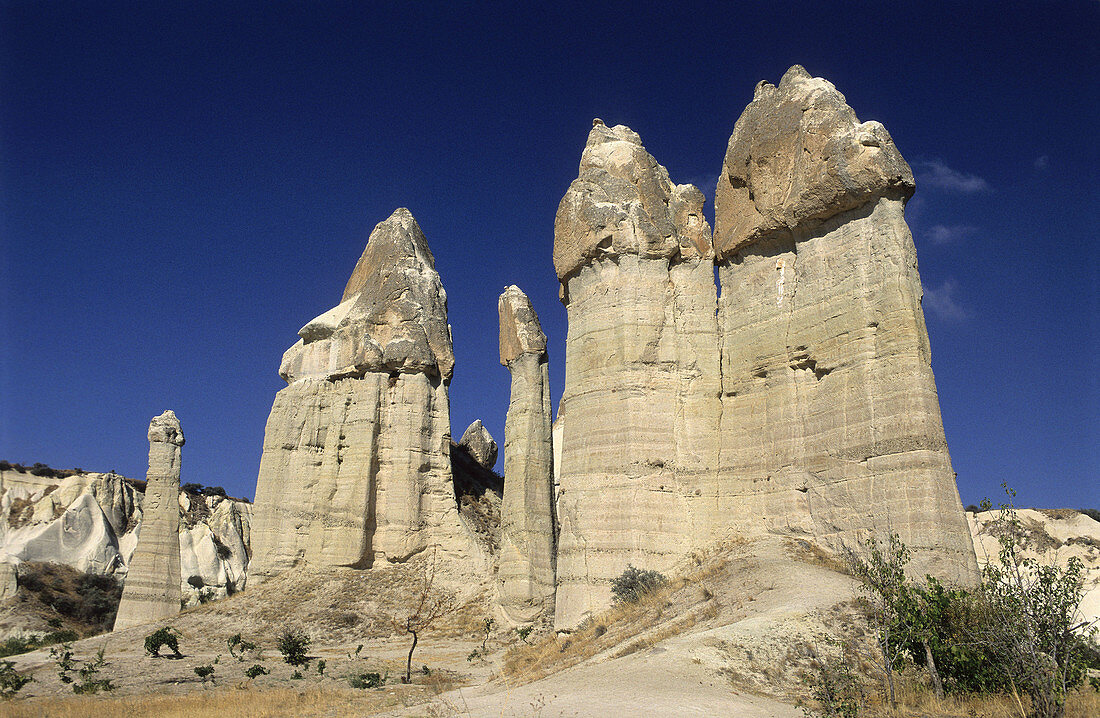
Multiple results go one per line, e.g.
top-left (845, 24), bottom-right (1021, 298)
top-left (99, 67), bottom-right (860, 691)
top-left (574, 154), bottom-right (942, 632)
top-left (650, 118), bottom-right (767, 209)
top-left (916, 160), bottom-right (990, 194)
top-left (923, 279), bottom-right (967, 321)
top-left (926, 224), bottom-right (978, 245)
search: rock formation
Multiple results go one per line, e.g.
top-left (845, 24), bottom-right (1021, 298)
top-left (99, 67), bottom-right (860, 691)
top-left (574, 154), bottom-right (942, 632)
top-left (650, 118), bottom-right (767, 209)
top-left (497, 285), bottom-right (556, 623)
top-left (459, 420), bottom-right (498, 470)
top-left (553, 120), bottom-right (721, 627)
top-left (250, 208), bottom-right (480, 580)
top-left (0, 467), bottom-right (251, 606)
top-left (113, 411), bottom-right (184, 630)
top-left (712, 66), bottom-right (977, 584)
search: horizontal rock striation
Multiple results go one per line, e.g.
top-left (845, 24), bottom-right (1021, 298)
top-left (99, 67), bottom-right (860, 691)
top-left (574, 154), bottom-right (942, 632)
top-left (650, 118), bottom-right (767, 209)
top-left (553, 121), bottom-right (721, 627)
top-left (497, 285), bottom-right (556, 623)
top-left (113, 410), bottom-right (184, 630)
top-left (712, 66), bottom-right (978, 584)
top-left (250, 209), bottom-right (479, 581)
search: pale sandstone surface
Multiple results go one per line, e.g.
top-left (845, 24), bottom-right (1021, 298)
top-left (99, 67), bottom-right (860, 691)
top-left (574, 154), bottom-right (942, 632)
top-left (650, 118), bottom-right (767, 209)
top-left (459, 419), bottom-right (498, 470)
top-left (0, 470), bottom-right (251, 618)
top-left (250, 209), bottom-right (483, 585)
top-left (969, 509), bottom-right (1100, 627)
top-left (113, 411), bottom-right (184, 630)
top-left (553, 123), bottom-right (721, 628)
top-left (713, 64), bottom-right (914, 256)
top-left (497, 286), bottom-right (556, 623)
top-left (713, 67), bottom-right (978, 585)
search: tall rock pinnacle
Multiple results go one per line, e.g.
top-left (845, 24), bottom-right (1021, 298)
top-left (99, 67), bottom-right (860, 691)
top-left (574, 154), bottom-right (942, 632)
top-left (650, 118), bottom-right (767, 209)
top-left (113, 410), bottom-right (183, 630)
top-left (712, 66), bottom-right (978, 584)
top-left (250, 209), bottom-right (479, 581)
top-left (552, 123), bottom-right (721, 627)
top-left (497, 285), bottom-right (556, 623)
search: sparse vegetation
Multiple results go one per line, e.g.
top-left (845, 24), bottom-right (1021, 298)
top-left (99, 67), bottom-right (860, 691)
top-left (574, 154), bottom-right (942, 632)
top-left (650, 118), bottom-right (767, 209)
top-left (244, 663), bottom-right (269, 680)
top-left (349, 671), bottom-right (384, 689)
top-left (226, 632), bottom-right (258, 662)
top-left (276, 628), bottom-right (311, 667)
top-left (610, 564), bottom-right (667, 604)
top-left (0, 630), bottom-right (79, 658)
top-left (14, 563), bottom-right (123, 634)
top-left (0, 661), bottom-right (32, 699)
top-left (53, 643), bottom-right (114, 694)
top-left (144, 627), bottom-right (182, 658)
top-left (393, 550), bottom-right (455, 684)
top-left (839, 486), bottom-right (1099, 718)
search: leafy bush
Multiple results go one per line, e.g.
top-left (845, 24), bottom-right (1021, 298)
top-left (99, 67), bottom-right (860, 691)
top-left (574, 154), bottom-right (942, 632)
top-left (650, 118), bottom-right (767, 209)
top-left (144, 627), bottom-right (182, 658)
top-left (349, 671), bottom-right (384, 689)
top-left (15, 563), bottom-right (122, 633)
top-left (276, 628), bottom-right (311, 667)
top-left (244, 664), bottom-right (269, 679)
top-left (181, 483), bottom-right (203, 494)
top-left (0, 661), bottom-right (32, 698)
top-left (316, 658), bottom-right (326, 676)
top-left (0, 630), bottom-right (80, 658)
top-left (53, 643), bottom-right (113, 694)
top-left (610, 565), bottom-right (667, 604)
top-left (801, 655), bottom-right (862, 718)
top-left (194, 664), bottom-right (215, 683)
top-left (227, 633), bottom-right (258, 661)
top-left (187, 575), bottom-right (205, 589)
top-left (290, 670), bottom-right (303, 679)
top-left (1080, 508), bottom-right (1100, 523)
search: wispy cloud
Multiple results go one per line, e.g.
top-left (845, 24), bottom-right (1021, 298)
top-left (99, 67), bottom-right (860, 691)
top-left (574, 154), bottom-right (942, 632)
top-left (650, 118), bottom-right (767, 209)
top-left (915, 160), bottom-right (990, 194)
top-left (1034, 155), bottom-right (1050, 170)
top-left (926, 224), bottom-right (978, 245)
top-left (923, 279), bottom-right (967, 321)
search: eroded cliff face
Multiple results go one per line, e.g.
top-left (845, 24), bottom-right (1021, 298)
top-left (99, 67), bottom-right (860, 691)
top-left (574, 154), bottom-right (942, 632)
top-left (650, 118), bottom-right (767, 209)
top-left (249, 209), bottom-right (482, 582)
top-left (497, 286), bottom-right (556, 624)
top-left (553, 121), bottom-right (721, 628)
top-left (712, 66), bottom-right (978, 585)
top-left (551, 69), bottom-right (977, 628)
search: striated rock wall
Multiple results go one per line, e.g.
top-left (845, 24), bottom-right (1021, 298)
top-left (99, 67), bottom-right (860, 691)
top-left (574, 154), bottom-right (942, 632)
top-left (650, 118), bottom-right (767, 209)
top-left (250, 209), bottom-right (481, 582)
top-left (712, 66), bottom-right (978, 584)
top-left (497, 285), bottom-right (556, 623)
top-left (553, 121), bottom-right (721, 627)
top-left (113, 411), bottom-right (184, 630)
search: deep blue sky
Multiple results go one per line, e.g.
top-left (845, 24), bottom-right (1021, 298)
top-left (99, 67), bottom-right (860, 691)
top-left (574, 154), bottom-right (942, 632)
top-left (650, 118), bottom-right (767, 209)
top-left (1, 2), bottom-right (1096, 509)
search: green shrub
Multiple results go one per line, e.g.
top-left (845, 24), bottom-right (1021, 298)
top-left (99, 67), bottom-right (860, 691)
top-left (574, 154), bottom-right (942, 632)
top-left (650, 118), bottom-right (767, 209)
top-left (227, 633), bottom-right (258, 661)
top-left (276, 628), bottom-right (311, 667)
top-left (194, 664), bottom-right (215, 683)
top-left (0, 661), bottom-right (32, 698)
top-left (187, 575), bottom-right (204, 589)
top-left (290, 670), bottom-right (303, 680)
top-left (244, 664), bottom-right (269, 679)
top-left (610, 565), bottom-right (667, 604)
top-left (144, 627), bottom-right (182, 658)
top-left (349, 671), bottom-right (384, 689)
top-left (316, 659), bottom-right (326, 676)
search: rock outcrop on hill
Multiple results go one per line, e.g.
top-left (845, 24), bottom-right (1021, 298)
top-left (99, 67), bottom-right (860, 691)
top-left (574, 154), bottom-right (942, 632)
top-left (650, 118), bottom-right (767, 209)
top-left (552, 121), bottom-right (721, 627)
top-left (497, 286), bottom-right (556, 623)
top-left (250, 208), bottom-right (481, 581)
top-left (712, 66), bottom-right (977, 585)
top-left (459, 420), bottom-right (498, 471)
top-left (0, 469), bottom-right (251, 611)
top-left (113, 411), bottom-right (185, 630)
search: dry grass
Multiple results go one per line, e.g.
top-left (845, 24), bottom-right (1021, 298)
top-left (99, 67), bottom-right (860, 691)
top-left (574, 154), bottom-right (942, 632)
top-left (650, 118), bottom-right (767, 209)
top-left (857, 675), bottom-right (1100, 718)
top-left (502, 539), bottom-right (741, 684)
top-left (785, 537), bottom-right (852, 575)
top-left (0, 685), bottom-right (433, 717)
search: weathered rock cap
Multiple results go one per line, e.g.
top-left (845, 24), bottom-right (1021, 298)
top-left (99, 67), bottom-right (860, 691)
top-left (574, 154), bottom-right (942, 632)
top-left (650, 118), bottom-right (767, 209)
top-left (459, 419), bottom-right (498, 470)
top-left (280, 208), bottom-right (455, 382)
top-left (148, 410), bottom-right (184, 446)
top-left (714, 65), bottom-right (915, 257)
top-left (498, 285), bottom-right (547, 365)
top-left (553, 121), bottom-right (711, 281)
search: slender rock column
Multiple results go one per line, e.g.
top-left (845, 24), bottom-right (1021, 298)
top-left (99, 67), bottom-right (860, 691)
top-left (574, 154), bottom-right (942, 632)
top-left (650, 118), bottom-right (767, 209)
top-left (552, 121), bottom-right (720, 627)
top-left (497, 285), bottom-right (556, 623)
top-left (712, 66), bottom-right (978, 583)
top-left (113, 410), bottom-right (183, 630)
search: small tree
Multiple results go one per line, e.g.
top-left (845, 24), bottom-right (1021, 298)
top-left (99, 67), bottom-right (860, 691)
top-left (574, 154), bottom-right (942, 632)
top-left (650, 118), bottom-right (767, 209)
top-left (393, 548), bottom-right (455, 684)
top-left (975, 489), bottom-right (1098, 718)
top-left (144, 627), bottom-right (182, 658)
top-left (276, 628), bottom-right (311, 667)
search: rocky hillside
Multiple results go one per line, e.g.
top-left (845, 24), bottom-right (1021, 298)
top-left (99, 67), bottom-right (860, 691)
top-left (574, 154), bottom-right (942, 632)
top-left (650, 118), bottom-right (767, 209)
top-left (0, 465), bottom-right (251, 616)
top-left (968, 507), bottom-right (1100, 627)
